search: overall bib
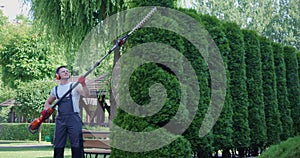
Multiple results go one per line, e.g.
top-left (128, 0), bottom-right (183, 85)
top-left (53, 84), bottom-right (84, 158)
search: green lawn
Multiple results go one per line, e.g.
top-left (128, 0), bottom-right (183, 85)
top-left (0, 140), bottom-right (71, 158)
top-left (0, 140), bottom-right (109, 158)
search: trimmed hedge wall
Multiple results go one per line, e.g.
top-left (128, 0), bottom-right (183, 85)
top-left (243, 29), bottom-right (267, 156)
top-left (273, 43), bottom-right (293, 141)
top-left (224, 21), bottom-right (250, 157)
top-left (284, 46), bottom-right (300, 135)
top-left (0, 123), bottom-right (55, 141)
top-left (200, 13), bottom-right (234, 158)
top-left (260, 37), bottom-right (282, 146)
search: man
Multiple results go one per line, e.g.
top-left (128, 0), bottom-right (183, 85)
top-left (44, 66), bottom-right (89, 158)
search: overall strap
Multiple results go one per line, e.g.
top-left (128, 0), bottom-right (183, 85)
top-left (56, 83), bottom-right (75, 115)
top-left (69, 83), bottom-right (74, 112)
top-left (55, 83), bottom-right (72, 99)
top-left (69, 83), bottom-right (73, 97)
top-left (69, 83), bottom-right (74, 107)
top-left (55, 86), bottom-right (59, 99)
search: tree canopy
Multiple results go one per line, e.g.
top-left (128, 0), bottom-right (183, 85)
top-left (25, 0), bottom-right (126, 66)
top-left (178, 0), bottom-right (300, 50)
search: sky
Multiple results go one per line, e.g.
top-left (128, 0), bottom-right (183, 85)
top-left (0, 0), bottom-right (31, 22)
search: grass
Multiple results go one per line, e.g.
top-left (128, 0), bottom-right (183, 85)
top-left (0, 140), bottom-right (50, 146)
top-left (0, 126), bottom-right (110, 158)
top-left (0, 140), bottom-right (109, 158)
top-left (0, 140), bottom-right (71, 158)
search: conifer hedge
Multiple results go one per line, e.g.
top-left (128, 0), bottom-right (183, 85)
top-left (107, 4), bottom-right (299, 157)
top-left (259, 37), bottom-right (282, 146)
top-left (200, 14), bottom-right (233, 158)
top-left (272, 43), bottom-right (293, 141)
top-left (242, 29), bottom-right (267, 156)
top-left (110, 26), bottom-right (193, 157)
top-left (284, 46), bottom-right (300, 136)
top-left (223, 22), bottom-right (250, 157)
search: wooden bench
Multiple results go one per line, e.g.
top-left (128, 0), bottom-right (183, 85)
top-left (82, 129), bottom-right (111, 158)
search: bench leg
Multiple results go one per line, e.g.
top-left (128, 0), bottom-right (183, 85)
top-left (85, 153), bottom-right (91, 158)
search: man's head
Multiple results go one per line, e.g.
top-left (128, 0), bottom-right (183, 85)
top-left (55, 66), bottom-right (70, 80)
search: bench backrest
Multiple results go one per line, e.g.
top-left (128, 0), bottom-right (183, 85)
top-left (82, 129), bottom-right (111, 149)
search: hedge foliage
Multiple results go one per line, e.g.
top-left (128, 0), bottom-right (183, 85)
top-left (259, 136), bottom-right (300, 158)
top-left (284, 46), bottom-right (300, 136)
top-left (200, 13), bottom-right (234, 157)
top-left (0, 123), bottom-right (55, 141)
top-left (110, 6), bottom-right (300, 158)
top-left (15, 80), bottom-right (57, 121)
top-left (260, 37), bottom-right (282, 146)
top-left (224, 22), bottom-right (250, 157)
top-left (243, 29), bottom-right (267, 156)
top-left (111, 25), bottom-right (193, 157)
top-left (273, 43), bottom-right (293, 141)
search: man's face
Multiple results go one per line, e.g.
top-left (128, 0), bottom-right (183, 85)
top-left (58, 67), bottom-right (70, 79)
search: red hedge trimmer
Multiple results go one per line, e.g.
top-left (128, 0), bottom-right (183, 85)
top-left (28, 7), bottom-right (157, 134)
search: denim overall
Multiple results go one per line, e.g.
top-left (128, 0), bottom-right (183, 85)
top-left (53, 84), bottom-right (84, 158)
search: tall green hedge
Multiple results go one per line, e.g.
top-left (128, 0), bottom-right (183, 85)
top-left (284, 46), bottom-right (300, 136)
top-left (110, 26), bottom-right (193, 158)
top-left (107, 5), bottom-right (299, 157)
top-left (169, 9), bottom-right (213, 158)
top-left (272, 43), bottom-right (293, 140)
top-left (242, 29), bottom-right (267, 156)
top-left (111, 136), bottom-right (192, 158)
top-left (297, 51), bottom-right (300, 84)
top-left (224, 22), bottom-right (250, 157)
top-left (260, 37), bottom-right (282, 146)
top-left (298, 52), bottom-right (300, 84)
top-left (200, 14), bottom-right (233, 158)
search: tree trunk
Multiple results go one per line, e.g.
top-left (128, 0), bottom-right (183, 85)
top-left (222, 149), bottom-right (231, 158)
top-left (237, 148), bottom-right (245, 158)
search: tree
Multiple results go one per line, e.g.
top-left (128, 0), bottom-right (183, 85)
top-left (284, 46), bottom-right (300, 135)
top-left (178, 0), bottom-right (300, 49)
top-left (272, 42), bottom-right (293, 140)
top-left (243, 29), bottom-right (267, 156)
top-left (298, 52), bottom-right (300, 82)
top-left (14, 79), bottom-right (56, 121)
top-left (26, 0), bottom-right (126, 66)
top-left (200, 14), bottom-right (233, 158)
top-left (0, 27), bottom-right (65, 88)
top-left (111, 15), bottom-right (198, 158)
top-left (0, 10), bottom-right (9, 50)
top-left (0, 79), bottom-right (14, 123)
top-left (260, 37), bottom-right (282, 146)
top-left (224, 22), bottom-right (250, 157)
top-left (0, 10), bottom-right (11, 95)
top-left (181, 27), bottom-right (212, 158)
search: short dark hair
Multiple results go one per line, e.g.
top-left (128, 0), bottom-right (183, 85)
top-left (55, 66), bottom-right (67, 74)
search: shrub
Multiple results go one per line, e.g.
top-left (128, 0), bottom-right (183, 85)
top-left (259, 136), bottom-right (300, 158)
top-left (0, 123), bottom-right (55, 141)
